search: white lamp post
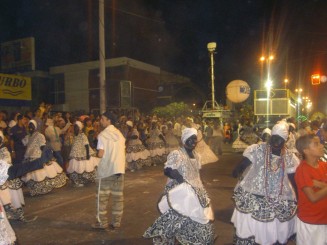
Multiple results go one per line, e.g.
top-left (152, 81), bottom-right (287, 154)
top-left (207, 42), bottom-right (217, 110)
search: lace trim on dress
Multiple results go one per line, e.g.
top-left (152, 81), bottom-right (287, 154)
top-left (143, 209), bottom-right (215, 245)
top-left (233, 186), bottom-right (297, 222)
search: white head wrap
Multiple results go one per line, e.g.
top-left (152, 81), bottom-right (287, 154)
top-left (181, 127), bottom-right (198, 144)
top-left (261, 128), bottom-right (271, 136)
top-left (75, 121), bottom-right (84, 130)
top-left (29, 119), bottom-right (37, 129)
top-left (8, 120), bottom-right (16, 128)
top-left (126, 121), bottom-right (133, 127)
top-left (271, 121), bottom-right (289, 140)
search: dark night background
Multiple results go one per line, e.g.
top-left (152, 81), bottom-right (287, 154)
top-left (0, 0), bottom-right (326, 111)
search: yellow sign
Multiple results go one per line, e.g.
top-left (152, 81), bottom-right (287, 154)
top-left (0, 73), bottom-right (31, 100)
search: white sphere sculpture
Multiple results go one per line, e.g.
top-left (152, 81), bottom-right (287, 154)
top-left (226, 80), bottom-right (250, 103)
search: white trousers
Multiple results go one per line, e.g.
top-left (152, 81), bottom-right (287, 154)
top-left (296, 217), bottom-right (327, 245)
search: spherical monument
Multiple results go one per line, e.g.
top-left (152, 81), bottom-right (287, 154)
top-left (321, 75), bottom-right (327, 83)
top-left (226, 80), bottom-right (250, 103)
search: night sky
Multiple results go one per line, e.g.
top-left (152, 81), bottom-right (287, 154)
top-left (0, 0), bottom-right (326, 111)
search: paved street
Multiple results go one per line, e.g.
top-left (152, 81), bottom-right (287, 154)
top-left (12, 145), bottom-right (242, 245)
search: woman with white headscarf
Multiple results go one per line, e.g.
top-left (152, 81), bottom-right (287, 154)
top-left (66, 121), bottom-right (100, 187)
top-left (125, 120), bottom-right (151, 172)
top-left (0, 130), bottom-right (26, 221)
top-left (146, 120), bottom-right (167, 166)
top-left (231, 121), bottom-right (300, 245)
top-left (21, 120), bottom-right (67, 196)
top-left (144, 127), bottom-right (215, 244)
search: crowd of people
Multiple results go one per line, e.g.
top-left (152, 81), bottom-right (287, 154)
top-left (0, 103), bottom-right (326, 244)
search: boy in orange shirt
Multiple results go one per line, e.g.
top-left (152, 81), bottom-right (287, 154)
top-left (295, 134), bottom-right (327, 245)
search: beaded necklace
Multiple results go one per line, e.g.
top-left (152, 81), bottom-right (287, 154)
top-left (264, 144), bottom-right (285, 201)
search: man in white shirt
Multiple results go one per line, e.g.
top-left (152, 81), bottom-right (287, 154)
top-left (92, 111), bottom-right (126, 231)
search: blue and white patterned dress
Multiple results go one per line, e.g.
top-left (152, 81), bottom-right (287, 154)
top-left (66, 133), bottom-right (99, 185)
top-left (144, 148), bottom-right (215, 244)
top-left (21, 131), bottom-right (67, 196)
top-left (231, 143), bottom-right (300, 245)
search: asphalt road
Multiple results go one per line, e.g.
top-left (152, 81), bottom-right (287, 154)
top-left (12, 145), bottom-right (243, 245)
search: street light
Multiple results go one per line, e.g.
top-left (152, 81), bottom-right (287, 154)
top-left (207, 42), bottom-right (217, 110)
top-left (260, 55), bottom-right (274, 62)
top-left (259, 54), bottom-right (275, 127)
top-left (259, 54), bottom-right (275, 89)
top-left (284, 78), bottom-right (289, 89)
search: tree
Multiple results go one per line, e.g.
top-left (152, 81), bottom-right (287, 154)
top-left (237, 104), bottom-right (255, 124)
top-left (152, 102), bottom-right (190, 118)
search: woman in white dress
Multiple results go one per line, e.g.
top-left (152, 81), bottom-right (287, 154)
top-left (125, 120), bottom-right (151, 171)
top-left (231, 122), bottom-right (299, 245)
top-left (164, 121), bottom-right (180, 155)
top-left (66, 121), bottom-right (99, 187)
top-left (0, 152), bottom-right (47, 243)
top-left (144, 128), bottom-right (215, 244)
top-left (146, 121), bottom-right (167, 166)
top-left (0, 130), bottom-right (25, 221)
top-left (21, 120), bottom-right (67, 196)
top-left (232, 125), bottom-right (261, 153)
top-left (189, 120), bottom-right (218, 165)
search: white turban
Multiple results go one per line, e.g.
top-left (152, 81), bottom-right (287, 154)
top-left (181, 127), bottom-right (198, 144)
top-left (126, 121), bottom-right (133, 127)
top-left (271, 122), bottom-right (289, 140)
top-left (29, 120), bottom-right (37, 129)
top-left (8, 120), bottom-right (16, 128)
top-left (75, 121), bottom-right (84, 130)
top-left (261, 128), bottom-right (271, 136)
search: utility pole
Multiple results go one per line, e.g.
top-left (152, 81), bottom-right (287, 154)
top-left (207, 42), bottom-right (217, 109)
top-left (99, 0), bottom-right (106, 113)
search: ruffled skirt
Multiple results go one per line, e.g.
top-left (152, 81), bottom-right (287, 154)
top-left (0, 188), bottom-right (24, 209)
top-left (195, 140), bottom-right (218, 165)
top-left (231, 209), bottom-right (296, 245)
top-left (144, 182), bottom-right (215, 244)
top-left (144, 209), bottom-right (215, 245)
top-left (126, 144), bottom-right (151, 170)
top-left (148, 146), bottom-right (167, 165)
top-left (232, 137), bottom-right (249, 153)
top-left (66, 157), bottom-right (100, 185)
top-left (21, 161), bottom-right (67, 196)
top-left (0, 179), bottom-right (24, 209)
top-left (232, 187), bottom-right (297, 245)
top-left (0, 204), bottom-right (16, 245)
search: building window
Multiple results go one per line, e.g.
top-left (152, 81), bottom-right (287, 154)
top-left (52, 74), bottom-right (65, 104)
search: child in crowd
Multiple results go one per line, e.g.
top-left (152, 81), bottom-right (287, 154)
top-left (295, 134), bottom-right (327, 245)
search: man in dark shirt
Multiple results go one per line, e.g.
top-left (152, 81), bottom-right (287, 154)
top-left (9, 114), bottom-right (28, 165)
